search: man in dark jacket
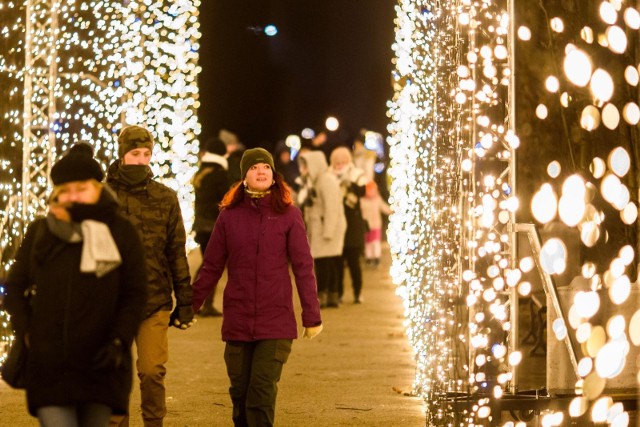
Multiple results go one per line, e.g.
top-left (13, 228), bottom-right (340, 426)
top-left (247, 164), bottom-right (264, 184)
top-left (192, 137), bottom-right (229, 316)
top-left (107, 125), bottom-right (194, 427)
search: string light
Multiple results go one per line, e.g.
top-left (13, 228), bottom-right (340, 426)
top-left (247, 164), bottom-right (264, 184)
top-left (387, 1), bottom-right (467, 424)
top-left (390, 0), bottom-right (639, 425)
top-left (390, 0), bottom-right (519, 423)
top-left (0, 0), bottom-right (201, 366)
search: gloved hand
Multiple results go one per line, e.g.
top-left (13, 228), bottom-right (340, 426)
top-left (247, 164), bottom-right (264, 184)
top-left (302, 323), bottom-right (323, 340)
top-left (93, 338), bottom-right (124, 370)
top-left (170, 305), bottom-right (196, 330)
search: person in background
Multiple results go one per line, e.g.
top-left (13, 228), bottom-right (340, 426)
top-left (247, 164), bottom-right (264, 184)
top-left (352, 131), bottom-right (377, 183)
top-left (192, 137), bottom-right (229, 317)
top-left (297, 150), bottom-right (346, 308)
top-left (329, 146), bottom-right (368, 304)
top-left (107, 125), bottom-right (194, 427)
top-left (219, 129), bottom-right (246, 186)
top-left (292, 142), bottom-right (314, 208)
top-left (360, 180), bottom-right (392, 268)
top-left (192, 148), bottom-right (322, 427)
top-left (273, 140), bottom-right (299, 191)
top-left (4, 143), bottom-right (147, 427)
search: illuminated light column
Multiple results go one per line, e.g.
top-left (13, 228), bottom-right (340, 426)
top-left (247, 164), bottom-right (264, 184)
top-left (0, 0), bottom-right (202, 364)
top-left (389, 0), bottom-right (520, 424)
top-left (115, 0), bottom-right (202, 231)
top-left (388, 1), bottom-right (466, 424)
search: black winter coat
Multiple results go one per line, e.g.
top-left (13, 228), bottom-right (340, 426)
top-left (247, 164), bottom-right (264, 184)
top-left (4, 192), bottom-right (147, 416)
top-left (193, 160), bottom-right (229, 234)
top-left (343, 182), bottom-right (367, 249)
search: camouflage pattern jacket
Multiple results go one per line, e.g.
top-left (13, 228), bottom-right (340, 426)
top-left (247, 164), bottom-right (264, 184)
top-left (107, 160), bottom-right (192, 318)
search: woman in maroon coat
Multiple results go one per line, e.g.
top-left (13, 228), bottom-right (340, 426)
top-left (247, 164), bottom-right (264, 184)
top-left (192, 147), bottom-right (322, 427)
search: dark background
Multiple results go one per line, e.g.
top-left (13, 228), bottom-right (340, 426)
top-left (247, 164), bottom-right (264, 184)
top-left (198, 0), bottom-right (396, 150)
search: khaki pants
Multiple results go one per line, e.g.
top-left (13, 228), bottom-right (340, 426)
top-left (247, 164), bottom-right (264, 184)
top-left (110, 310), bottom-right (171, 427)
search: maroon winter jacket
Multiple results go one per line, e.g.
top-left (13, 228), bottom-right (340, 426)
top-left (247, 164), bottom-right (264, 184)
top-left (192, 192), bottom-right (322, 341)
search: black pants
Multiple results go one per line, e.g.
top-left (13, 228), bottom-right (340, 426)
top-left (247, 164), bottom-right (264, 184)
top-left (314, 256), bottom-right (340, 294)
top-left (224, 340), bottom-right (292, 427)
top-left (337, 246), bottom-right (363, 299)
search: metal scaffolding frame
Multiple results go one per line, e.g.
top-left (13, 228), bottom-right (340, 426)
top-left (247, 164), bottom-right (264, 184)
top-left (21, 0), bottom-right (58, 227)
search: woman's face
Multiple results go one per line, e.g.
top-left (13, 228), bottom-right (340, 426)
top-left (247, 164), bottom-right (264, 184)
top-left (56, 180), bottom-right (101, 205)
top-left (244, 163), bottom-right (274, 192)
top-left (331, 158), bottom-right (349, 174)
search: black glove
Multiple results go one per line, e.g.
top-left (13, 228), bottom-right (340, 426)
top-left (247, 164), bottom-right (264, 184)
top-left (93, 338), bottom-right (124, 370)
top-left (169, 305), bottom-right (196, 330)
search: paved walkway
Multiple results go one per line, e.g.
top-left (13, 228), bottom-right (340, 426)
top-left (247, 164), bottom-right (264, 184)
top-left (0, 245), bottom-right (425, 426)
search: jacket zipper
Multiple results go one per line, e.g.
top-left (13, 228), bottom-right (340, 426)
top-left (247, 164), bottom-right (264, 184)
top-left (253, 201), bottom-right (261, 340)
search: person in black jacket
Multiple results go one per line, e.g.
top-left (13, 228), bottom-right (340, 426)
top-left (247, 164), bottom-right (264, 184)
top-left (329, 146), bottom-right (369, 304)
top-left (4, 143), bottom-right (147, 426)
top-left (193, 137), bottom-right (229, 316)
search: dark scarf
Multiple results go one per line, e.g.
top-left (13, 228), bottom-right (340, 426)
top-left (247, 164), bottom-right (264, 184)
top-left (118, 164), bottom-right (152, 186)
top-left (108, 160), bottom-right (153, 187)
top-left (46, 187), bottom-right (120, 241)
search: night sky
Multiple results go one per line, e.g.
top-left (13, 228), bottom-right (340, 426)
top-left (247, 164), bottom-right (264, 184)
top-left (198, 1), bottom-right (396, 150)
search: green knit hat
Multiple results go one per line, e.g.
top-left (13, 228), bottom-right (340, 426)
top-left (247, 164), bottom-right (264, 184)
top-left (117, 125), bottom-right (154, 158)
top-left (240, 147), bottom-right (275, 178)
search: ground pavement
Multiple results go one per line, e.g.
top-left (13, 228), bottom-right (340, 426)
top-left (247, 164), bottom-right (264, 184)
top-left (0, 245), bottom-right (425, 426)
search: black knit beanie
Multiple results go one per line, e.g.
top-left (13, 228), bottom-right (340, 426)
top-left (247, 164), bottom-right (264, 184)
top-left (205, 137), bottom-right (227, 156)
top-left (51, 143), bottom-right (104, 185)
top-left (240, 148), bottom-right (275, 178)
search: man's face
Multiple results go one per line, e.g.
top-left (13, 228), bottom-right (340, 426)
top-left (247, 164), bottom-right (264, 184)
top-left (122, 147), bottom-right (152, 165)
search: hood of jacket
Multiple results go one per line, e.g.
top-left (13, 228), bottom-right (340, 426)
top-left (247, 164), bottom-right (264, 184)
top-left (299, 151), bottom-right (328, 182)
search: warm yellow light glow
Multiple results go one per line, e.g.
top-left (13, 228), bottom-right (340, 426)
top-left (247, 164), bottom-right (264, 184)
top-left (564, 48), bottom-right (592, 87)
top-left (624, 7), bottom-right (640, 29)
top-left (518, 25), bottom-right (531, 40)
top-left (590, 69), bottom-right (614, 103)
top-left (599, 2), bottom-right (618, 25)
top-left (581, 105), bottom-right (601, 130)
top-left (602, 103), bottom-right (620, 130)
top-left (606, 26), bottom-right (627, 54)
top-left (531, 184), bottom-right (557, 223)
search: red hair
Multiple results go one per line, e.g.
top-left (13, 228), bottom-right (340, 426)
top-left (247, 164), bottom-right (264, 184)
top-left (219, 172), bottom-right (293, 214)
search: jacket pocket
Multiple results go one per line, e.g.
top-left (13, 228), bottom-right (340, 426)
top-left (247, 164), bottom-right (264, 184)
top-left (224, 342), bottom-right (244, 377)
top-left (274, 339), bottom-right (292, 364)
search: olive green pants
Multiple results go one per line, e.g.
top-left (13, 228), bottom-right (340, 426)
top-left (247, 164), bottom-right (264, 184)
top-left (224, 339), bottom-right (292, 427)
